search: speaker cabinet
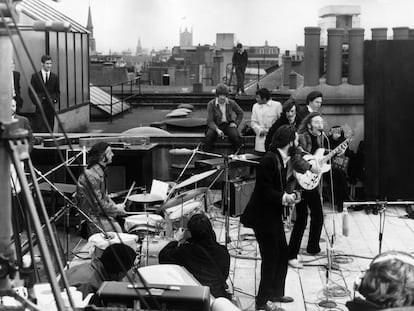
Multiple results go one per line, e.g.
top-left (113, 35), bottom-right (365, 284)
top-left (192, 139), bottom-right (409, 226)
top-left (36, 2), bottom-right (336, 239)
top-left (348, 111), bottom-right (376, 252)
top-left (228, 179), bottom-right (255, 217)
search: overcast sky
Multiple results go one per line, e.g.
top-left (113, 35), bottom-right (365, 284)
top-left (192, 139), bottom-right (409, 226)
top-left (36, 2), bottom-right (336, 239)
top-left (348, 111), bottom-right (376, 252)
top-left (49, 0), bottom-right (414, 54)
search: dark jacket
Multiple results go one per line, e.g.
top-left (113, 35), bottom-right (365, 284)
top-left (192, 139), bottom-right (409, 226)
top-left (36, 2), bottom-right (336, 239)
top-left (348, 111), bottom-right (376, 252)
top-left (232, 50), bottom-right (248, 69)
top-left (13, 71), bottom-right (23, 111)
top-left (298, 129), bottom-right (323, 154)
top-left (66, 258), bottom-right (109, 299)
top-left (14, 115), bottom-right (34, 152)
top-left (241, 151), bottom-right (287, 230)
top-left (29, 71), bottom-right (60, 107)
top-left (297, 104), bottom-right (311, 121)
top-left (264, 115), bottom-right (303, 152)
top-left (159, 238), bottom-right (230, 298)
top-left (206, 98), bottom-right (244, 131)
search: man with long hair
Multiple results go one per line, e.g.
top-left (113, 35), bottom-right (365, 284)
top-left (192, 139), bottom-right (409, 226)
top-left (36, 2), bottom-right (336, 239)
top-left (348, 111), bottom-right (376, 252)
top-left (347, 251), bottom-right (414, 310)
top-left (265, 98), bottom-right (303, 152)
top-left (288, 112), bottom-right (325, 269)
top-left (76, 142), bottom-right (126, 236)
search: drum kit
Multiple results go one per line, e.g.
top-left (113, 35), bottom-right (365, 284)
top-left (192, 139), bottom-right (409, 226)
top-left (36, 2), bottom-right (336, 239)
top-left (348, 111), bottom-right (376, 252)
top-left (106, 169), bottom-right (218, 267)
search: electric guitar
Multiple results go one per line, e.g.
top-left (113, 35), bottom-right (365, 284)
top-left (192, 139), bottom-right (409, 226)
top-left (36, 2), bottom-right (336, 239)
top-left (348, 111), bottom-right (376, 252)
top-left (294, 137), bottom-right (351, 190)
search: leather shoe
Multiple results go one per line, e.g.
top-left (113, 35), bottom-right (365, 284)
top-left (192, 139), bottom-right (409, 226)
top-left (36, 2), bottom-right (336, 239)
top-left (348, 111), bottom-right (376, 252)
top-left (256, 302), bottom-right (286, 311)
top-left (271, 296), bottom-right (294, 303)
top-left (288, 259), bottom-right (303, 269)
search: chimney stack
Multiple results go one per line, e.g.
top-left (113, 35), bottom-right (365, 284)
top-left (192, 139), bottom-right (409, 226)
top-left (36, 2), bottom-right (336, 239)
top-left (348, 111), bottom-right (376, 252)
top-left (393, 27), bottom-right (409, 40)
top-left (326, 28), bottom-right (344, 86)
top-left (283, 55), bottom-right (292, 86)
top-left (289, 72), bottom-right (297, 89)
top-left (409, 29), bottom-right (414, 40)
top-left (348, 28), bottom-right (364, 85)
top-left (371, 28), bottom-right (387, 40)
top-left (304, 27), bottom-right (321, 86)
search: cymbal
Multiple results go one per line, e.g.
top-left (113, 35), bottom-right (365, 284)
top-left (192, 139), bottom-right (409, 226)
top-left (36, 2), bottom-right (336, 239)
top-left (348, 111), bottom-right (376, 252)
top-left (175, 169), bottom-right (218, 189)
top-left (160, 187), bottom-right (208, 210)
top-left (128, 193), bottom-right (164, 203)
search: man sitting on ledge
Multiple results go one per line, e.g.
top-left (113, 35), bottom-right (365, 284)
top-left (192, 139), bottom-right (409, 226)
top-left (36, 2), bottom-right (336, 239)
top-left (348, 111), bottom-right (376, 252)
top-left (204, 83), bottom-right (244, 153)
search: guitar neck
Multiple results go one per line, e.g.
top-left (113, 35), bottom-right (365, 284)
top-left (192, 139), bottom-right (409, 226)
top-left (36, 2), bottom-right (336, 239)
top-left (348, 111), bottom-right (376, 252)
top-left (320, 138), bottom-right (350, 165)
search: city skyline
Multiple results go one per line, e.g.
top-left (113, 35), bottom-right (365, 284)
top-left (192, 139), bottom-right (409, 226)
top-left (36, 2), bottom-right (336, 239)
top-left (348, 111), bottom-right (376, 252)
top-left (49, 0), bottom-right (414, 54)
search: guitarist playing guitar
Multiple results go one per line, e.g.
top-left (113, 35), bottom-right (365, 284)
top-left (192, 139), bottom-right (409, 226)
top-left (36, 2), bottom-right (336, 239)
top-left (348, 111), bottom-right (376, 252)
top-left (287, 112), bottom-right (347, 269)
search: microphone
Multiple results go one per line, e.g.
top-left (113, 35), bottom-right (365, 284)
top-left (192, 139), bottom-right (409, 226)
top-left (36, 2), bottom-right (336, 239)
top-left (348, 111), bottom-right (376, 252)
top-left (342, 205), bottom-right (349, 237)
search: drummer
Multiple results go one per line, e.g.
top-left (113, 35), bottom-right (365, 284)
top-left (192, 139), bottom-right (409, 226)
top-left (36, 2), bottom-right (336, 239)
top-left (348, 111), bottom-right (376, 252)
top-left (76, 142), bottom-right (126, 236)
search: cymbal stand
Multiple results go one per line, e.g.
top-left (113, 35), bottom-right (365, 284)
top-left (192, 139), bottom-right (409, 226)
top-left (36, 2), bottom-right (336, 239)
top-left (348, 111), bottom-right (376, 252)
top-left (164, 143), bottom-right (201, 204)
top-left (4, 123), bottom-right (73, 311)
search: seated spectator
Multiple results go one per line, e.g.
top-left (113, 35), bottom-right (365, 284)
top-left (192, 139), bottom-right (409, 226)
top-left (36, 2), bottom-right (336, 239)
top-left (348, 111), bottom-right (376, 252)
top-left (204, 84), bottom-right (244, 153)
top-left (159, 213), bottom-right (230, 298)
top-left (66, 243), bottom-right (136, 299)
top-left (346, 251), bottom-right (414, 311)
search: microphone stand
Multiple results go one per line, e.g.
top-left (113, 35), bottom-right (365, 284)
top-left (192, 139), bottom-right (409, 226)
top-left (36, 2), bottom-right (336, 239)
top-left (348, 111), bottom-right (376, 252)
top-left (318, 131), bottom-right (337, 309)
top-left (378, 200), bottom-right (387, 254)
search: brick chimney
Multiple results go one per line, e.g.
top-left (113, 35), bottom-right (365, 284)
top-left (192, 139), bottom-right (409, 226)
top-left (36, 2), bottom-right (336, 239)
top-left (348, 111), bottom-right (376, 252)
top-left (326, 28), bottom-right (344, 86)
top-left (304, 27), bottom-right (321, 86)
top-left (371, 28), bottom-right (387, 40)
top-left (348, 28), bottom-right (364, 85)
top-left (393, 27), bottom-right (409, 40)
top-left (283, 55), bottom-right (292, 86)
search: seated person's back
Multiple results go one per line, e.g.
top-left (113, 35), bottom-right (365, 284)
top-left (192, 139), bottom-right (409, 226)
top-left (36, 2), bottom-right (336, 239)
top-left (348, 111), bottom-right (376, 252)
top-left (159, 214), bottom-right (230, 298)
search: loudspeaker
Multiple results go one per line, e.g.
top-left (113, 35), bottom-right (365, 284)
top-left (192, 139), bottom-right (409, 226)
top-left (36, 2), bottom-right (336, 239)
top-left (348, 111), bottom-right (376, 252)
top-left (228, 179), bottom-right (255, 217)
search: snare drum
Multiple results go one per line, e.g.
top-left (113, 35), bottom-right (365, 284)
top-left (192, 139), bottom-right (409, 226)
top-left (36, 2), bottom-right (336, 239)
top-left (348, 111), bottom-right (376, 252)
top-left (140, 236), bottom-right (173, 267)
top-left (124, 214), bottom-right (164, 235)
top-left (88, 232), bottom-right (139, 259)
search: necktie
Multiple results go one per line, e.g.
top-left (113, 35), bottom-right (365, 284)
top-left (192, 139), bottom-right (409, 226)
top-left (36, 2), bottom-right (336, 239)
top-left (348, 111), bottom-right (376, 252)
top-left (45, 72), bottom-right (49, 84)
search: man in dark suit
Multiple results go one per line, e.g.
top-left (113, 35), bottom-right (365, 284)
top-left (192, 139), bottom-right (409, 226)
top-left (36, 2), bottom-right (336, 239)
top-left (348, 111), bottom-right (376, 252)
top-left (241, 125), bottom-right (308, 311)
top-left (204, 83), bottom-right (244, 153)
top-left (29, 55), bottom-right (60, 133)
top-left (232, 43), bottom-right (248, 95)
top-left (12, 60), bottom-right (23, 113)
top-left (297, 90), bottom-right (323, 120)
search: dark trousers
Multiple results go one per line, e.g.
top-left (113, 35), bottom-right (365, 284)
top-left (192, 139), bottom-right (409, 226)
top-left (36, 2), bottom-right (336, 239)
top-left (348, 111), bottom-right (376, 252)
top-left (36, 100), bottom-right (55, 133)
top-left (235, 66), bottom-right (245, 93)
top-left (288, 188), bottom-right (323, 259)
top-left (204, 123), bottom-right (241, 153)
top-left (254, 223), bottom-right (288, 306)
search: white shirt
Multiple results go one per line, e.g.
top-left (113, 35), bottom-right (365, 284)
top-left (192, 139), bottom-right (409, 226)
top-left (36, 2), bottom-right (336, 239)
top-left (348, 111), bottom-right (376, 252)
top-left (41, 69), bottom-right (50, 84)
top-left (251, 99), bottom-right (282, 152)
top-left (215, 98), bottom-right (228, 123)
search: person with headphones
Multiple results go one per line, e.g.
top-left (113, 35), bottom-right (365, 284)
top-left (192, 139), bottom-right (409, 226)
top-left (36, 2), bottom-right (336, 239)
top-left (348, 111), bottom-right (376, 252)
top-left (76, 142), bottom-right (126, 236)
top-left (158, 213), bottom-right (230, 298)
top-left (347, 251), bottom-right (414, 310)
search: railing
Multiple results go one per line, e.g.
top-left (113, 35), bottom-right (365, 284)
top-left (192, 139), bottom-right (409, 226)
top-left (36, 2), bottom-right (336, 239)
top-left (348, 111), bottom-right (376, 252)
top-left (225, 62), bottom-right (263, 93)
top-left (92, 76), bottom-right (141, 122)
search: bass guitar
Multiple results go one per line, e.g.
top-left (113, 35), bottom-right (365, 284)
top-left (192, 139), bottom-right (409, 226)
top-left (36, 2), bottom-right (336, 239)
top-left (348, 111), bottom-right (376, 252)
top-left (294, 137), bottom-right (351, 190)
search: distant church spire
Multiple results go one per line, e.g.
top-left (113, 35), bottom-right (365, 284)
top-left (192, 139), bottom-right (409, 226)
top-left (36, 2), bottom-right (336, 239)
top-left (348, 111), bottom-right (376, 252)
top-left (86, 5), bottom-right (96, 55)
top-left (136, 37), bottom-right (143, 56)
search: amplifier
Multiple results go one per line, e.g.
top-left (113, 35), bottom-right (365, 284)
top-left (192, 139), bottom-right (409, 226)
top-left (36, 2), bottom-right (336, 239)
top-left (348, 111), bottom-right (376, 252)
top-left (227, 179), bottom-right (255, 217)
top-left (96, 281), bottom-right (210, 311)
